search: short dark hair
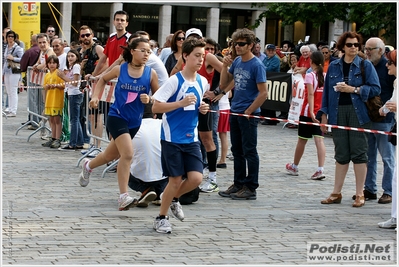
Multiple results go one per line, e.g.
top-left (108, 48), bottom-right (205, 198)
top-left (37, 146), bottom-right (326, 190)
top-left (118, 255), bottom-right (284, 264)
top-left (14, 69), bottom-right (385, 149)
top-left (181, 37), bottom-right (206, 64)
top-left (46, 55), bottom-right (59, 68)
top-left (114, 10), bottom-right (129, 22)
top-left (336, 31), bottom-right (363, 53)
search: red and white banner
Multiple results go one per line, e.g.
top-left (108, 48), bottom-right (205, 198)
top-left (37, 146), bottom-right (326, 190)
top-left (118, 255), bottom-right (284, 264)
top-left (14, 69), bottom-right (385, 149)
top-left (28, 69), bottom-right (46, 85)
top-left (91, 79), bottom-right (117, 103)
top-left (287, 74), bottom-right (306, 122)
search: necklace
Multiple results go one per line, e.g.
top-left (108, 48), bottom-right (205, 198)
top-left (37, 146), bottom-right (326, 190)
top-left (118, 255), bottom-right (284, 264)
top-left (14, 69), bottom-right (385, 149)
top-left (130, 63), bottom-right (143, 68)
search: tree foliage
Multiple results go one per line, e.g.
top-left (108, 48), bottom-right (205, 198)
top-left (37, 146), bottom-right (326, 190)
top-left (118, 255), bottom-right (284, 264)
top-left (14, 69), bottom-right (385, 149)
top-left (251, 3), bottom-right (396, 39)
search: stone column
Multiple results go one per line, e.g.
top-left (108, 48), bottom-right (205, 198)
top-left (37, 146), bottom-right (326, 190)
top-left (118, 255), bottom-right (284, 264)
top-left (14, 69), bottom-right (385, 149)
top-left (206, 8), bottom-right (220, 43)
top-left (60, 3), bottom-right (72, 43)
top-left (158, 5), bottom-right (172, 46)
top-left (110, 3), bottom-right (124, 35)
top-left (251, 10), bottom-right (266, 49)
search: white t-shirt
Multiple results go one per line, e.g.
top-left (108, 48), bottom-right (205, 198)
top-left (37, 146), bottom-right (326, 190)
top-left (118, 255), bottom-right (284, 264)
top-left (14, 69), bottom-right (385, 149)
top-left (65, 64), bottom-right (81, 95)
top-left (57, 52), bottom-right (67, 71)
top-left (130, 118), bottom-right (164, 182)
top-left (147, 53), bottom-right (169, 87)
top-left (218, 93), bottom-right (230, 110)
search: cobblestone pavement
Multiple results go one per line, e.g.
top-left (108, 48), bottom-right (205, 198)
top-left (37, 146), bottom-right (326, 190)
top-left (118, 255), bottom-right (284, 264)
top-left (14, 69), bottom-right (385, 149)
top-left (2, 92), bottom-right (397, 266)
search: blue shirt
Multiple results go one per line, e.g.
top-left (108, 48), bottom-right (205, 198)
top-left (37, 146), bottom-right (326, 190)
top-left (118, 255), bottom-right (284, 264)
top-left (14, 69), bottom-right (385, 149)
top-left (229, 56), bottom-right (266, 113)
top-left (262, 54), bottom-right (280, 73)
top-left (319, 55), bottom-right (381, 125)
top-left (152, 72), bottom-right (208, 144)
top-left (108, 63), bottom-right (152, 128)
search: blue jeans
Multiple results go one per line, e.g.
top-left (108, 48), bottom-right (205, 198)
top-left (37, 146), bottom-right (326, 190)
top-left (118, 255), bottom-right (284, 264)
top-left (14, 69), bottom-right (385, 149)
top-left (365, 121), bottom-right (396, 196)
top-left (68, 94), bottom-right (84, 147)
top-left (230, 112), bottom-right (260, 191)
top-left (211, 102), bottom-right (220, 158)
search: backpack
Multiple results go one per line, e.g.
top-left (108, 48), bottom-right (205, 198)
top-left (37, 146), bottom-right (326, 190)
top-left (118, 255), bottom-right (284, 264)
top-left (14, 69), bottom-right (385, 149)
top-left (82, 43), bottom-right (99, 75)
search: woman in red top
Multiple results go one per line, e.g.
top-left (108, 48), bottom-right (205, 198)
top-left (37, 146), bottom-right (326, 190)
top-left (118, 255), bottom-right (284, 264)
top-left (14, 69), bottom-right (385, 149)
top-left (294, 45), bottom-right (311, 75)
top-left (286, 51), bottom-right (326, 180)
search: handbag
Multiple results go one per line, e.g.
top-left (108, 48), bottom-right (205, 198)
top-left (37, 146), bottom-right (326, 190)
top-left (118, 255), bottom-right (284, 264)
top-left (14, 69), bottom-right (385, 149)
top-left (7, 59), bottom-right (21, 74)
top-left (360, 60), bottom-right (384, 122)
top-left (365, 95), bottom-right (385, 122)
top-left (388, 122), bottom-right (396, 146)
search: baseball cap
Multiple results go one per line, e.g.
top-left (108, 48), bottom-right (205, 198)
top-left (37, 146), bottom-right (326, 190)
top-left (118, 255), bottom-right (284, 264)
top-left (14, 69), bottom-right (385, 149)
top-left (185, 28), bottom-right (203, 39)
top-left (266, 44), bottom-right (276, 50)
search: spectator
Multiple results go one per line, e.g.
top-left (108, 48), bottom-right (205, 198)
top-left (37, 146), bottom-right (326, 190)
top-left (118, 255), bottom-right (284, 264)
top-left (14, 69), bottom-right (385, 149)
top-left (3, 30), bottom-right (23, 117)
top-left (164, 30), bottom-right (185, 75)
top-left (261, 44), bottom-right (280, 126)
top-left (361, 37), bottom-right (396, 204)
top-left (46, 25), bottom-right (56, 45)
top-left (321, 45), bottom-right (338, 73)
top-left (318, 31), bottom-right (381, 208)
top-left (294, 45), bottom-right (311, 75)
top-left (149, 39), bottom-right (159, 55)
top-left (253, 42), bottom-right (266, 62)
top-left (378, 49), bottom-right (397, 229)
top-left (41, 55), bottom-right (65, 148)
top-left (19, 34), bottom-right (41, 127)
top-left (287, 53), bottom-right (299, 73)
top-left (218, 28), bottom-right (268, 200)
top-left (158, 34), bottom-right (174, 64)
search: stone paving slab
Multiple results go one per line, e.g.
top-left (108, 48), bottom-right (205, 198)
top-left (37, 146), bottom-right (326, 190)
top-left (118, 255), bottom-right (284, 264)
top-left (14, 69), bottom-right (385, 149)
top-left (1, 92), bottom-right (397, 266)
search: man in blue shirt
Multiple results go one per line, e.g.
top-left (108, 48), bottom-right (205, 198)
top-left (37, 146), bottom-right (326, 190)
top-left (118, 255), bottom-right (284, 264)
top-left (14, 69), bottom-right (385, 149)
top-left (261, 44), bottom-right (280, 125)
top-left (218, 28), bottom-right (268, 200)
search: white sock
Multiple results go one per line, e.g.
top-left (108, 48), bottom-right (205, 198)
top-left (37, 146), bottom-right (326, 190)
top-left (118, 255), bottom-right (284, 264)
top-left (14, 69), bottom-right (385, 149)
top-left (318, 167), bottom-right (324, 172)
top-left (208, 172), bottom-right (217, 182)
top-left (85, 162), bottom-right (92, 172)
top-left (292, 163), bottom-right (298, 169)
top-left (120, 193), bottom-right (128, 199)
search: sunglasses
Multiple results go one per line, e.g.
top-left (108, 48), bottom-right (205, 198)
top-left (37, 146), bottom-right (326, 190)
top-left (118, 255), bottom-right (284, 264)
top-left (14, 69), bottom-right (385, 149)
top-left (387, 60), bottom-right (394, 66)
top-left (80, 33), bottom-right (91, 38)
top-left (47, 30), bottom-right (55, 33)
top-left (234, 42), bottom-right (249, 47)
top-left (205, 47), bottom-right (215, 51)
top-left (322, 52), bottom-right (329, 54)
top-left (7, 35), bottom-right (15, 38)
top-left (345, 42), bottom-right (361, 48)
top-left (176, 37), bottom-right (185, 41)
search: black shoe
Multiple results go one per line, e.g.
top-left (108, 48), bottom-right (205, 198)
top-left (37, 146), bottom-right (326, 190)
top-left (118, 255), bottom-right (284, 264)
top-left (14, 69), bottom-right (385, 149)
top-left (230, 186), bottom-right (257, 200)
top-left (218, 184), bottom-right (242, 198)
top-left (216, 163), bottom-right (227, 168)
top-left (21, 121), bottom-right (32, 125)
top-left (352, 189), bottom-right (377, 201)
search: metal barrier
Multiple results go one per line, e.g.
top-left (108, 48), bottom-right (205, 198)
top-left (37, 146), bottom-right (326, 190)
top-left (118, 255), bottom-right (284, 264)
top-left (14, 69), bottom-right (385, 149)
top-left (15, 66), bottom-right (51, 142)
top-left (76, 78), bottom-right (119, 178)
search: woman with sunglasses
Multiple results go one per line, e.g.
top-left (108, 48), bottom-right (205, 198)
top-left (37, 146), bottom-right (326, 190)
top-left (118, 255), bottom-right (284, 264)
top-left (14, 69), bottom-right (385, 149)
top-left (3, 30), bottom-right (24, 117)
top-left (318, 31), bottom-right (381, 208)
top-left (378, 50), bottom-right (397, 229)
top-left (164, 30), bottom-right (185, 76)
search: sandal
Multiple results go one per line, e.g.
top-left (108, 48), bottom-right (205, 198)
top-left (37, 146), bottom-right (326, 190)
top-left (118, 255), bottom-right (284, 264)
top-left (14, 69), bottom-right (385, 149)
top-left (321, 193), bottom-right (342, 204)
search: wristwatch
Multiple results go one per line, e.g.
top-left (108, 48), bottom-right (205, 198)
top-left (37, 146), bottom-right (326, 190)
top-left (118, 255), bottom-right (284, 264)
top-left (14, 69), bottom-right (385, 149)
top-left (354, 87), bottom-right (359, 94)
top-left (213, 88), bottom-right (226, 96)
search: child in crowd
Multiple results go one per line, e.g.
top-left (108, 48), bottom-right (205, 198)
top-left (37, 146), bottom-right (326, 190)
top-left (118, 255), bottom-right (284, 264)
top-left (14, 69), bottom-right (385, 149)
top-left (58, 49), bottom-right (85, 150)
top-left (151, 37), bottom-right (210, 234)
top-left (78, 38), bottom-right (159, 211)
top-left (41, 55), bottom-right (65, 148)
top-left (286, 51), bottom-right (326, 180)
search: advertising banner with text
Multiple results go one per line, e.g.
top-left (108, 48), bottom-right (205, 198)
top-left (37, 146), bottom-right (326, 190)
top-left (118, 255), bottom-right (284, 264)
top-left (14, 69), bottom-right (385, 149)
top-left (11, 2), bottom-right (40, 50)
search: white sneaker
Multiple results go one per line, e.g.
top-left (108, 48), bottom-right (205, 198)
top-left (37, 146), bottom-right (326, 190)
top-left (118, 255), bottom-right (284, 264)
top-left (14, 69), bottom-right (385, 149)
top-left (285, 163), bottom-right (298, 176)
top-left (79, 158), bottom-right (92, 187)
top-left (378, 217), bottom-right (397, 229)
top-left (200, 178), bottom-right (219, 193)
top-left (169, 201), bottom-right (184, 221)
top-left (153, 216), bottom-right (172, 233)
top-left (118, 193), bottom-right (137, 211)
top-left (311, 170), bottom-right (325, 180)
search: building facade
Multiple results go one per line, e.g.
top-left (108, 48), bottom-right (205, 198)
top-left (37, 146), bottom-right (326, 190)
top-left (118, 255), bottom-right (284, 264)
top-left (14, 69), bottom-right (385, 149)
top-left (3, 2), bottom-right (354, 50)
